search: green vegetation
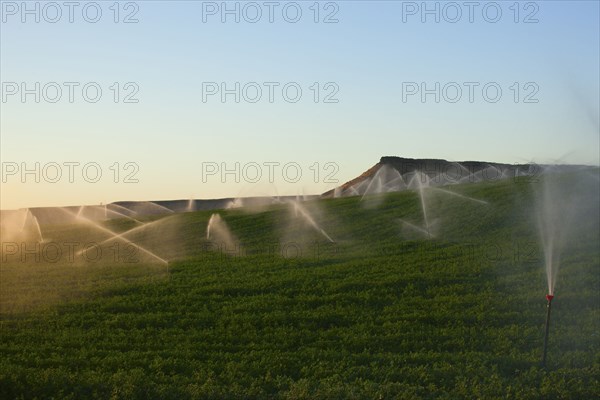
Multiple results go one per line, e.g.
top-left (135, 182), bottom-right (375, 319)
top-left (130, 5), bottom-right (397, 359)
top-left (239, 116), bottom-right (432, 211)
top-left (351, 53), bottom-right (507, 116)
top-left (1, 176), bottom-right (599, 399)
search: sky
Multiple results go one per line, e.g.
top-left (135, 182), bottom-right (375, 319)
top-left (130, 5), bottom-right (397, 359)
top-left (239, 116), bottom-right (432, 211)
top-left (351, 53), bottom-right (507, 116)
top-left (1, 0), bottom-right (599, 210)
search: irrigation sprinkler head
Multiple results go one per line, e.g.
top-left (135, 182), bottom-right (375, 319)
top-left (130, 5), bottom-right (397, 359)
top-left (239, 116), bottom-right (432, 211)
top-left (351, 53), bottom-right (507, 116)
top-left (546, 294), bottom-right (554, 302)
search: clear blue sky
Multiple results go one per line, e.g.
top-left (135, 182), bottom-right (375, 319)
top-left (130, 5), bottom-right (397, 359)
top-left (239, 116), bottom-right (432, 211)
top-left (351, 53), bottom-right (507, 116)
top-left (1, 1), bottom-right (599, 209)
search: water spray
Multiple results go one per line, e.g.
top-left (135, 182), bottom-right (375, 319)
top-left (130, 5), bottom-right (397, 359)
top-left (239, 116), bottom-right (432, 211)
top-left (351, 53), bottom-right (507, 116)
top-left (542, 293), bottom-right (554, 367)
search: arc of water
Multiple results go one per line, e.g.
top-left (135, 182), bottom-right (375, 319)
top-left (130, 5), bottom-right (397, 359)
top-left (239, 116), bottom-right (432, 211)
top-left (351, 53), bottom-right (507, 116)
top-left (430, 187), bottom-right (488, 205)
top-left (469, 165), bottom-right (501, 184)
top-left (288, 201), bottom-right (335, 243)
top-left (226, 198), bottom-right (243, 209)
top-left (108, 203), bottom-right (139, 215)
top-left (18, 210), bottom-right (44, 242)
top-left (89, 215), bottom-right (177, 251)
top-left (61, 208), bottom-right (169, 265)
top-left (105, 208), bottom-right (145, 224)
top-left (405, 171), bottom-right (418, 190)
top-left (412, 172), bottom-right (432, 238)
top-left (271, 185), bottom-right (282, 204)
top-left (545, 235), bottom-right (555, 294)
top-left (186, 198), bottom-right (195, 212)
top-left (355, 178), bottom-right (371, 195)
top-left (32, 216), bottom-right (44, 242)
top-left (383, 174), bottom-right (406, 192)
top-left (361, 176), bottom-right (382, 201)
top-left (399, 218), bottom-right (433, 238)
top-left (206, 214), bottom-right (238, 252)
top-left (146, 202), bottom-right (175, 214)
top-left (538, 209), bottom-right (556, 295)
top-left (348, 186), bottom-right (359, 196)
top-left (20, 209), bottom-right (30, 232)
top-left (379, 166), bottom-right (405, 192)
top-left (455, 163), bottom-right (475, 184)
top-left (206, 214), bottom-right (215, 239)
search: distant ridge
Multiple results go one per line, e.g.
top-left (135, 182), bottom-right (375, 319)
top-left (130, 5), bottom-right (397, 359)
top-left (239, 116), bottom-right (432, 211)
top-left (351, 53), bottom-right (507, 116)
top-left (3, 195), bottom-right (318, 224)
top-left (321, 156), bottom-right (583, 198)
top-left (2, 157), bottom-right (590, 218)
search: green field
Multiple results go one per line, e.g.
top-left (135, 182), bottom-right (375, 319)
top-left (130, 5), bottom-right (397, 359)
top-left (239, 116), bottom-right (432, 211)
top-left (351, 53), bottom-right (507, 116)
top-left (1, 175), bottom-right (599, 399)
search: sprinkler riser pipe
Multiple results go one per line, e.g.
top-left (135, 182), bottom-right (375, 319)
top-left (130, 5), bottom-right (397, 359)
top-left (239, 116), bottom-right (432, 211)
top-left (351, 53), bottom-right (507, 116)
top-left (542, 296), bottom-right (553, 367)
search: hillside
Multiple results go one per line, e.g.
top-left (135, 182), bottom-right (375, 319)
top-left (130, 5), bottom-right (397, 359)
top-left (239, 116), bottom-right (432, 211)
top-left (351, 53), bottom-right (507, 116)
top-left (1, 172), bottom-right (599, 399)
top-left (321, 156), bottom-right (584, 198)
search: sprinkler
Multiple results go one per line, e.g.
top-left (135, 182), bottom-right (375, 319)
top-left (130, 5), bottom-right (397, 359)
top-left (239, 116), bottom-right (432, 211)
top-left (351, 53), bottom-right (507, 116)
top-left (542, 294), bottom-right (554, 367)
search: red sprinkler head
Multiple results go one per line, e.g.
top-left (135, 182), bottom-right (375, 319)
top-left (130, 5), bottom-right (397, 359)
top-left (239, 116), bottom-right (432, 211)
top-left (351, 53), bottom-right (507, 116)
top-left (546, 294), bottom-right (554, 302)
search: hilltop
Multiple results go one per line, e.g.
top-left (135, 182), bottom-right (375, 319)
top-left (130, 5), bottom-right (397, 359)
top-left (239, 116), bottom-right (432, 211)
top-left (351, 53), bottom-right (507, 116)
top-left (321, 156), bottom-right (586, 198)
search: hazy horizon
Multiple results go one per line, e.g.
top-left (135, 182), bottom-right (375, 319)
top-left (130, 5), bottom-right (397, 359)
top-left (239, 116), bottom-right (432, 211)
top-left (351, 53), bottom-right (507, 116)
top-left (1, 156), bottom-right (597, 211)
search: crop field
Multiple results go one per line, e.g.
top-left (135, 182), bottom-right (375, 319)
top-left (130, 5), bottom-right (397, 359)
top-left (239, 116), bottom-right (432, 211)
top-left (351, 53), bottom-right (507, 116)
top-left (1, 174), bottom-right (599, 399)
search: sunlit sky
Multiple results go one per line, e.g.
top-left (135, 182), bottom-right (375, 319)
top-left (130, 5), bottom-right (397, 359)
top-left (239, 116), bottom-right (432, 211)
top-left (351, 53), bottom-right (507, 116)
top-left (1, 0), bottom-right (599, 210)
